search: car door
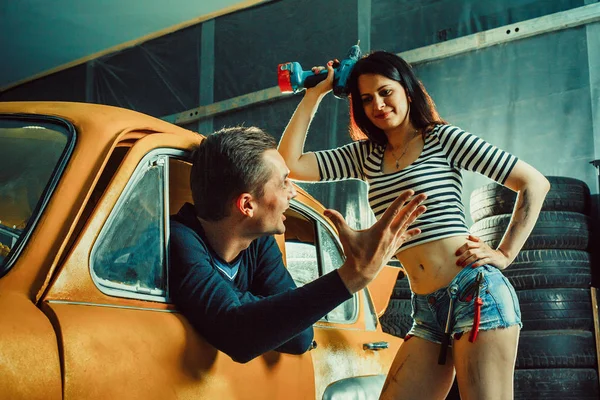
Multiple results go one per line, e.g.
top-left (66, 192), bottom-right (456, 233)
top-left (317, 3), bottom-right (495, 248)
top-left (41, 134), bottom-right (315, 400)
top-left (283, 201), bottom-right (402, 400)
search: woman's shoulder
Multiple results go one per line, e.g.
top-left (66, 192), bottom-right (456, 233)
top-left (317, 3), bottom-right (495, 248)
top-left (345, 138), bottom-right (382, 153)
top-left (358, 138), bottom-right (386, 148)
top-left (353, 138), bottom-right (373, 145)
top-left (428, 124), bottom-right (464, 136)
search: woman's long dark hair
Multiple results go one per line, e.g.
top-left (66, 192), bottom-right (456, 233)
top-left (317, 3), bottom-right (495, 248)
top-left (347, 51), bottom-right (446, 146)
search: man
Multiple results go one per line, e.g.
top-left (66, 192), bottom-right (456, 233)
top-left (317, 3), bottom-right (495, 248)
top-left (169, 126), bottom-right (426, 363)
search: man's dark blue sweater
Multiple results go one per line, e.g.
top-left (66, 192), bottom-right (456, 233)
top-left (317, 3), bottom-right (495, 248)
top-left (169, 203), bottom-right (352, 363)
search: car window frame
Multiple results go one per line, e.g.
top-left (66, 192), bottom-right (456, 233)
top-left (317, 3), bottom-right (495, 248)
top-left (0, 114), bottom-right (76, 279)
top-left (90, 148), bottom-right (185, 303)
top-left (288, 199), bottom-right (359, 325)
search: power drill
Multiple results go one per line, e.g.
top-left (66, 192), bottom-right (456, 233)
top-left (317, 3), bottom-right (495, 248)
top-left (277, 42), bottom-right (362, 99)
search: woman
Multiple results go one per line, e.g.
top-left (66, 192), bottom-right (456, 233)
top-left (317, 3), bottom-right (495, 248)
top-left (278, 51), bottom-right (550, 399)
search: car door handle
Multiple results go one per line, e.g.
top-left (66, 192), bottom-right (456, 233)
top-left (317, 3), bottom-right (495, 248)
top-left (363, 341), bottom-right (389, 351)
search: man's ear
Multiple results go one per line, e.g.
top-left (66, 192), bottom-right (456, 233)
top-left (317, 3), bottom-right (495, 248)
top-left (235, 193), bottom-right (255, 217)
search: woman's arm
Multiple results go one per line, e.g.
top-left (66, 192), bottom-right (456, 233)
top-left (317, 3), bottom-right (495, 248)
top-left (278, 63), bottom-right (334, 181)
top-left (457, 160), bottom-right (550, 269)
top-left (494, 160), bottom-right (551, 264)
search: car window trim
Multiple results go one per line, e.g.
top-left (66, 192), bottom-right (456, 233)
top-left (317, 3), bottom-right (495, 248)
top-left (289, 199), bottom-right (359, 324)
top-left (90, 148), bottom-right (185, 303)
top-left (315, 221), bottom-right (359, 324)
top-left (0, 114), bottom-right (76, 278)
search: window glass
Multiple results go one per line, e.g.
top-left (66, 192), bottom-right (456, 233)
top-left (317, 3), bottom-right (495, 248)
top-left (285, 240), bottom-right (319, 286)
top-left (317, 222), bottom-right (357, 323)
top-left (0, 117), bottom-right (72, 275)
top-left (92, 155), bottom-right (165, 297)
top-left (284, 209), bottom-right (319, 287)
top-left (284, 205), bottom-right (357, 324)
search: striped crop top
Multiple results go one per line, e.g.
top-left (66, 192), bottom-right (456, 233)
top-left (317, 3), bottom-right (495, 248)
top-left (314, 124), bottom-right (518, 251)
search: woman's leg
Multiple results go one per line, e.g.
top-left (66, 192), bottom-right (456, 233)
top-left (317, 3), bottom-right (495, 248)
top-left (380, 336), bottom-right (455, 400)
top-left (452, 325), bottom-right (520, 400)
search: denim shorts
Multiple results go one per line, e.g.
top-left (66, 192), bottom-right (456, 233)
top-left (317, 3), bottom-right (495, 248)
top-left (407, 264), bottom-right (522, 344)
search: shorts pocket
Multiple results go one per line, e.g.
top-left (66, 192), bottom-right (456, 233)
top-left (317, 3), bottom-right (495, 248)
top-left (502, 275), bottom-right (522, 319)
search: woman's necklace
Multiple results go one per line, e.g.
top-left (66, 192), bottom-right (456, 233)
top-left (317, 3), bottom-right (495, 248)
top-left (389, 128), bottom-right (419, 170)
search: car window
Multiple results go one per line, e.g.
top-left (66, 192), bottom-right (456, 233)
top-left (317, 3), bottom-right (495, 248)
top-left (284, 240), bottom-right (319, 286)
top-left (316, 221), bottom-right (357, 323)
top-left (284, 204), bottom-right (357, 324)
top-left (0, 116), bottom-right (74, 277)
top-left (91, 153), bottom-right (166, 299)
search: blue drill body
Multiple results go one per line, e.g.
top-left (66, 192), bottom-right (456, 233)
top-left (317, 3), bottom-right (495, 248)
top-left (278, 44), bottom-right (362, 99)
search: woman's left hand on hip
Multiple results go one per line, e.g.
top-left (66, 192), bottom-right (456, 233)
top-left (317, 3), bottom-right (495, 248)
top-left (455, 234), bottom-right (510, 270)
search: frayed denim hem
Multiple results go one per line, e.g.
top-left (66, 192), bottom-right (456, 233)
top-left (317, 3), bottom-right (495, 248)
top-left (453, 320), bottom-right (523, 336)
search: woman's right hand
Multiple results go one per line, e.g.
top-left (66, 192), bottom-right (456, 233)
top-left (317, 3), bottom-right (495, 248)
top-left (307, 59), bottom-right (336, 96)
top-left (277, 59), bottom-right (337, 182)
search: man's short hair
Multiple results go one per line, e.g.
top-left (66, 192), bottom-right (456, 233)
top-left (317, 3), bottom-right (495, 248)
top-left (190, 126), bottom-right (277, 221)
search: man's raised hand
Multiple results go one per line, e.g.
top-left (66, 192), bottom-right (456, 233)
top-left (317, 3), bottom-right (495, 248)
top-left (324, 190), bottom-right (427, 293)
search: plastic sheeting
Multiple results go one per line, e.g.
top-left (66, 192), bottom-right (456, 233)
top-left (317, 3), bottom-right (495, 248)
top-left (415, 25), bottom-right (598, 222)
top-left (90, 24), bottom-right (201, 117)
top-left (1, 24), bottom-right (202, 117)
top-left (0, 65), bottom-right (87, 102)
top-left (371, 0), bottom-right (585, 53)
top-left (0, 0), bottom-right (597, 228)
top-left (213, 0), bottom-right (358, 101)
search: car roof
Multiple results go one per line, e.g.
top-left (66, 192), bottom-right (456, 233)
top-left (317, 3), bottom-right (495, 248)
top-left (0, 101), bottom-right (201, 145)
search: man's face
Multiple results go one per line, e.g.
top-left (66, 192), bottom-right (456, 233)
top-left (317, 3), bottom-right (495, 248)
top-left (251, 149), bottom-right (297, 235)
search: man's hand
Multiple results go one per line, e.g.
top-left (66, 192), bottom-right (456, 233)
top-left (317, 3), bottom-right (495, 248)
top-left (455, 234), bottom-right (510, 270)
top-left (324, 190), bottom-right (427, 293)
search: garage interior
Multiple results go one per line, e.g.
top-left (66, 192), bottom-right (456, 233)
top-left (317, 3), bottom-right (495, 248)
top-left (1, 0), bottom-right (599, 398)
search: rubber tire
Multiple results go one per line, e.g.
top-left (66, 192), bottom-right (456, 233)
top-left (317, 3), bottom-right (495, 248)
top-left (469, 176), bottom-right (591, 223)
top-left (514, 368), bottom-right (599, 399)
top-left (505, 250), bottom-right (592, 290)
top-left (379, 299), bottom-right (412, 338)
top-left (470, 211), bottom-right (590, 251)
top-left (518, 288), bottom-right (593, 331)
top-left (391, 277), bottom-right (412, 299)
top-left (516, 330), bottom-right (596, 368)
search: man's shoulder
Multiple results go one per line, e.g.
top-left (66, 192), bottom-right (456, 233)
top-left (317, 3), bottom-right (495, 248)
top-left (170, 215), bottom-right (200, 243)
top-left (170, 203), bottom-right (204, 238)
top-left (170, 202), bottom-right (197, 226)
top-left (169, 205), bottom-right (209, 259)
top-left (243, 235), bottom-right (282, 272)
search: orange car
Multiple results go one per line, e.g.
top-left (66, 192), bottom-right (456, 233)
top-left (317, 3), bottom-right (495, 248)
top-left (0, 102), bottom-right (403, 400)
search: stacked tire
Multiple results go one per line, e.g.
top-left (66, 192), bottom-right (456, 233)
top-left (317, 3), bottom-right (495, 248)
top-left (379, 176), bottom-right (598, 399)
top-left (379, 266), bottom-right (412, 339)
top-left (470, 176), bottom-right (598, 399)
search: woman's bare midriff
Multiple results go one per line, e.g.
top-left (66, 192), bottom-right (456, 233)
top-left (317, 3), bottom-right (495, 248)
top-left (395, 235), bottom-right (471, 295)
